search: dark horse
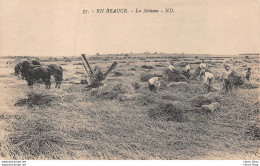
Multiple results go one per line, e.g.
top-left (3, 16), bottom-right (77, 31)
top-left (14, 60), bottom-right (41, 79)
top-left (20, 61), bottom-right (51, 89)
top-left (20, 61), bottom-right (63, 89)
top-left (47, 64), bottom-right (63, 89)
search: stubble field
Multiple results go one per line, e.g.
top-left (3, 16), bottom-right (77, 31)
top-left (0, 54), bottom-right (259, 160)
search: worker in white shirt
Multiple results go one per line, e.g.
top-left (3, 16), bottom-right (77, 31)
top-left (185, 63), bottom-right (191, 72)
top-left (200, 61), bottom-right (207, 69)
top-left (222, 65), bottom-right (232, 93)
top-left (185, 63), bottom-right (191, 79)
top-left (168, 61), bottom-right (174, 71)
top-left (148, 77), bottom-right (161, 93)
top-left (200, 69), bottom-right (215, 92)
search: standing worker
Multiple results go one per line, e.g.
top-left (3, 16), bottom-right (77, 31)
top-left (200, 60), bottom-right (207, 69)
top-left (91, 66), bottom-right (105, 87)
top-left (245, 68), bottom-right (252, 81)
top-left (222, 65), bottom-right (232, 93)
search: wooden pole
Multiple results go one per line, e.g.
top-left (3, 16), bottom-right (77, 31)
top-left (81, 54), bottom-right (93, 75)
top-left (104, 61), bottom-right (118, 78)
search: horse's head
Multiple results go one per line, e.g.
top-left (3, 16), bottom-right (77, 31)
top-left (32, 60), bottom-right (41, 66)
top-left (20, 61), bottom-right (34, 74)
top-left (14, 63), bottom-right (22, 75)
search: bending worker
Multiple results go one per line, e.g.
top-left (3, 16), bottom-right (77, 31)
top-left (168, 61), bottom-right (174, 71)
top-left (200, 69), bottom-right (214, 92)
top-left (148, 77), bottom-right (161, 93)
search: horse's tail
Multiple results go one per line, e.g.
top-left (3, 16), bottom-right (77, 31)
top-left (53, 66), bottom-right (63, 83)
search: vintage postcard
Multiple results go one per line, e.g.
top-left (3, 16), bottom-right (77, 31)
top-left (0, 0), bottom-right (259, 163)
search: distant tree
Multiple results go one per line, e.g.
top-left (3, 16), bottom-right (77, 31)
top-left (96, 53), bottom-right (100, 56)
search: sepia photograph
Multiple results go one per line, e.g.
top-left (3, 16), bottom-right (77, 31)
top-left (0, 0), bottom-right (259, 164)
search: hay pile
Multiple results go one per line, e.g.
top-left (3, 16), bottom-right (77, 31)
top-left (135, 91), bottom-right (162, 106)
top-left (140, 73), bottom-right (163, 82)
top-left (92, 82), bottom-right (134, 99)
top-left (240, 83), bottom-right (259, 89)
top-left (178, 62), bottom-right (187, 67)
top-left (168, 82), bottom-right (205, 95)
top-left (229, 70), bottom-right (244, 87)
top-left (155, 64), bottom-right (165, 67)
top-left (62, 94), bottom-right (78, 103)
top-left (191, 93), bottom-right (222, 107)
top-left (65, 59), bottom-right (72, 62)
top-left (163, 69), bottom-right (187, 82)
top-left (14, 93), bottom-right (59, 107)
top-left (8, 118), bottom-right (81, 159)
top-left (190, 93), bottom-right (222, 112)
top-left (141, 65), bottom-right (154, 69)
top-left (245, 123), bottom-right (260, 141)
top-left (112, 71), bottom-right (124, 77)
top-left (132, 82), bottom-right (141, 90)
top-left (148, 103), bottom-right (184, 122)
top-left (191, 95), bottom-right (212, 107)
top-left (160, 91), bottom-right (179, 101)
top-left (129, 68), bottom-right (136, 71)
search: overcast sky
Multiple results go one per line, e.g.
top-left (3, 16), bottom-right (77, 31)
top-left (1, 0), bottom-right (259, 57)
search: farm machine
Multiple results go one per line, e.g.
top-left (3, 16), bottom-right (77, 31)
top-left (81, 54), bottom-right (118, 88)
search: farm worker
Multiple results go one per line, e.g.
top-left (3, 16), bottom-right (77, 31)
top-left (148, 77), bottom-right (161, 93)
top-left (200, 61), bottom-right (207, 69)
top-left (200, 69), bottom-right (214, 92)
top-left (185, 63), bottom-right (191, 72)
top-left (185, 63), bottom-right (191, 79)
top-left (222, 65), bottom-right (232, 93)
top-left (91, 66), bottom-right (105, 87)
top-left (168, 61), bottom-right (174, 71)
top-left (243, 68), bottom-right (252, 81)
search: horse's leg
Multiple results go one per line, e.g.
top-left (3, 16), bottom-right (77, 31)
top-left (208, 79), bottom-right (212, 92)
top-left (42, 78), bottom-right (49, 89)
top-left (47, 79), bottom-right (51, 89)
top-left (42, 79), bottom-right (47, 89)
top-left (56, 82), bottom-right (61, 89)
top-left (54, 76), bottom-right (61, 89)
top-left (55, 78), bottom-right (58, 89)
top-left (27, 80), bottom-right (33, 89)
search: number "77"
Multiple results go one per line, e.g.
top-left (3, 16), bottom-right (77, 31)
top-left (82, 10), bottom-right (89, 14)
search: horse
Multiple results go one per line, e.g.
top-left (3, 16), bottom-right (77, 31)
top-left (14, 63), bottom-right (23, 79)
top-left (47, 64), bottom-right (63, 89)
top-left (20, 61), bottom-right (51, 89)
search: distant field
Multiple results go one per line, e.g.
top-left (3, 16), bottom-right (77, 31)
top-left (0, 55), bottom-right (259, 159)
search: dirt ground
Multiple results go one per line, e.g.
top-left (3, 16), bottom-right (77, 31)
top-left (0, 55), bottom-right (259, 160)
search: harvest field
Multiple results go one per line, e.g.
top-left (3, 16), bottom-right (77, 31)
top-left (0, 54), bottom-right (259, 160)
